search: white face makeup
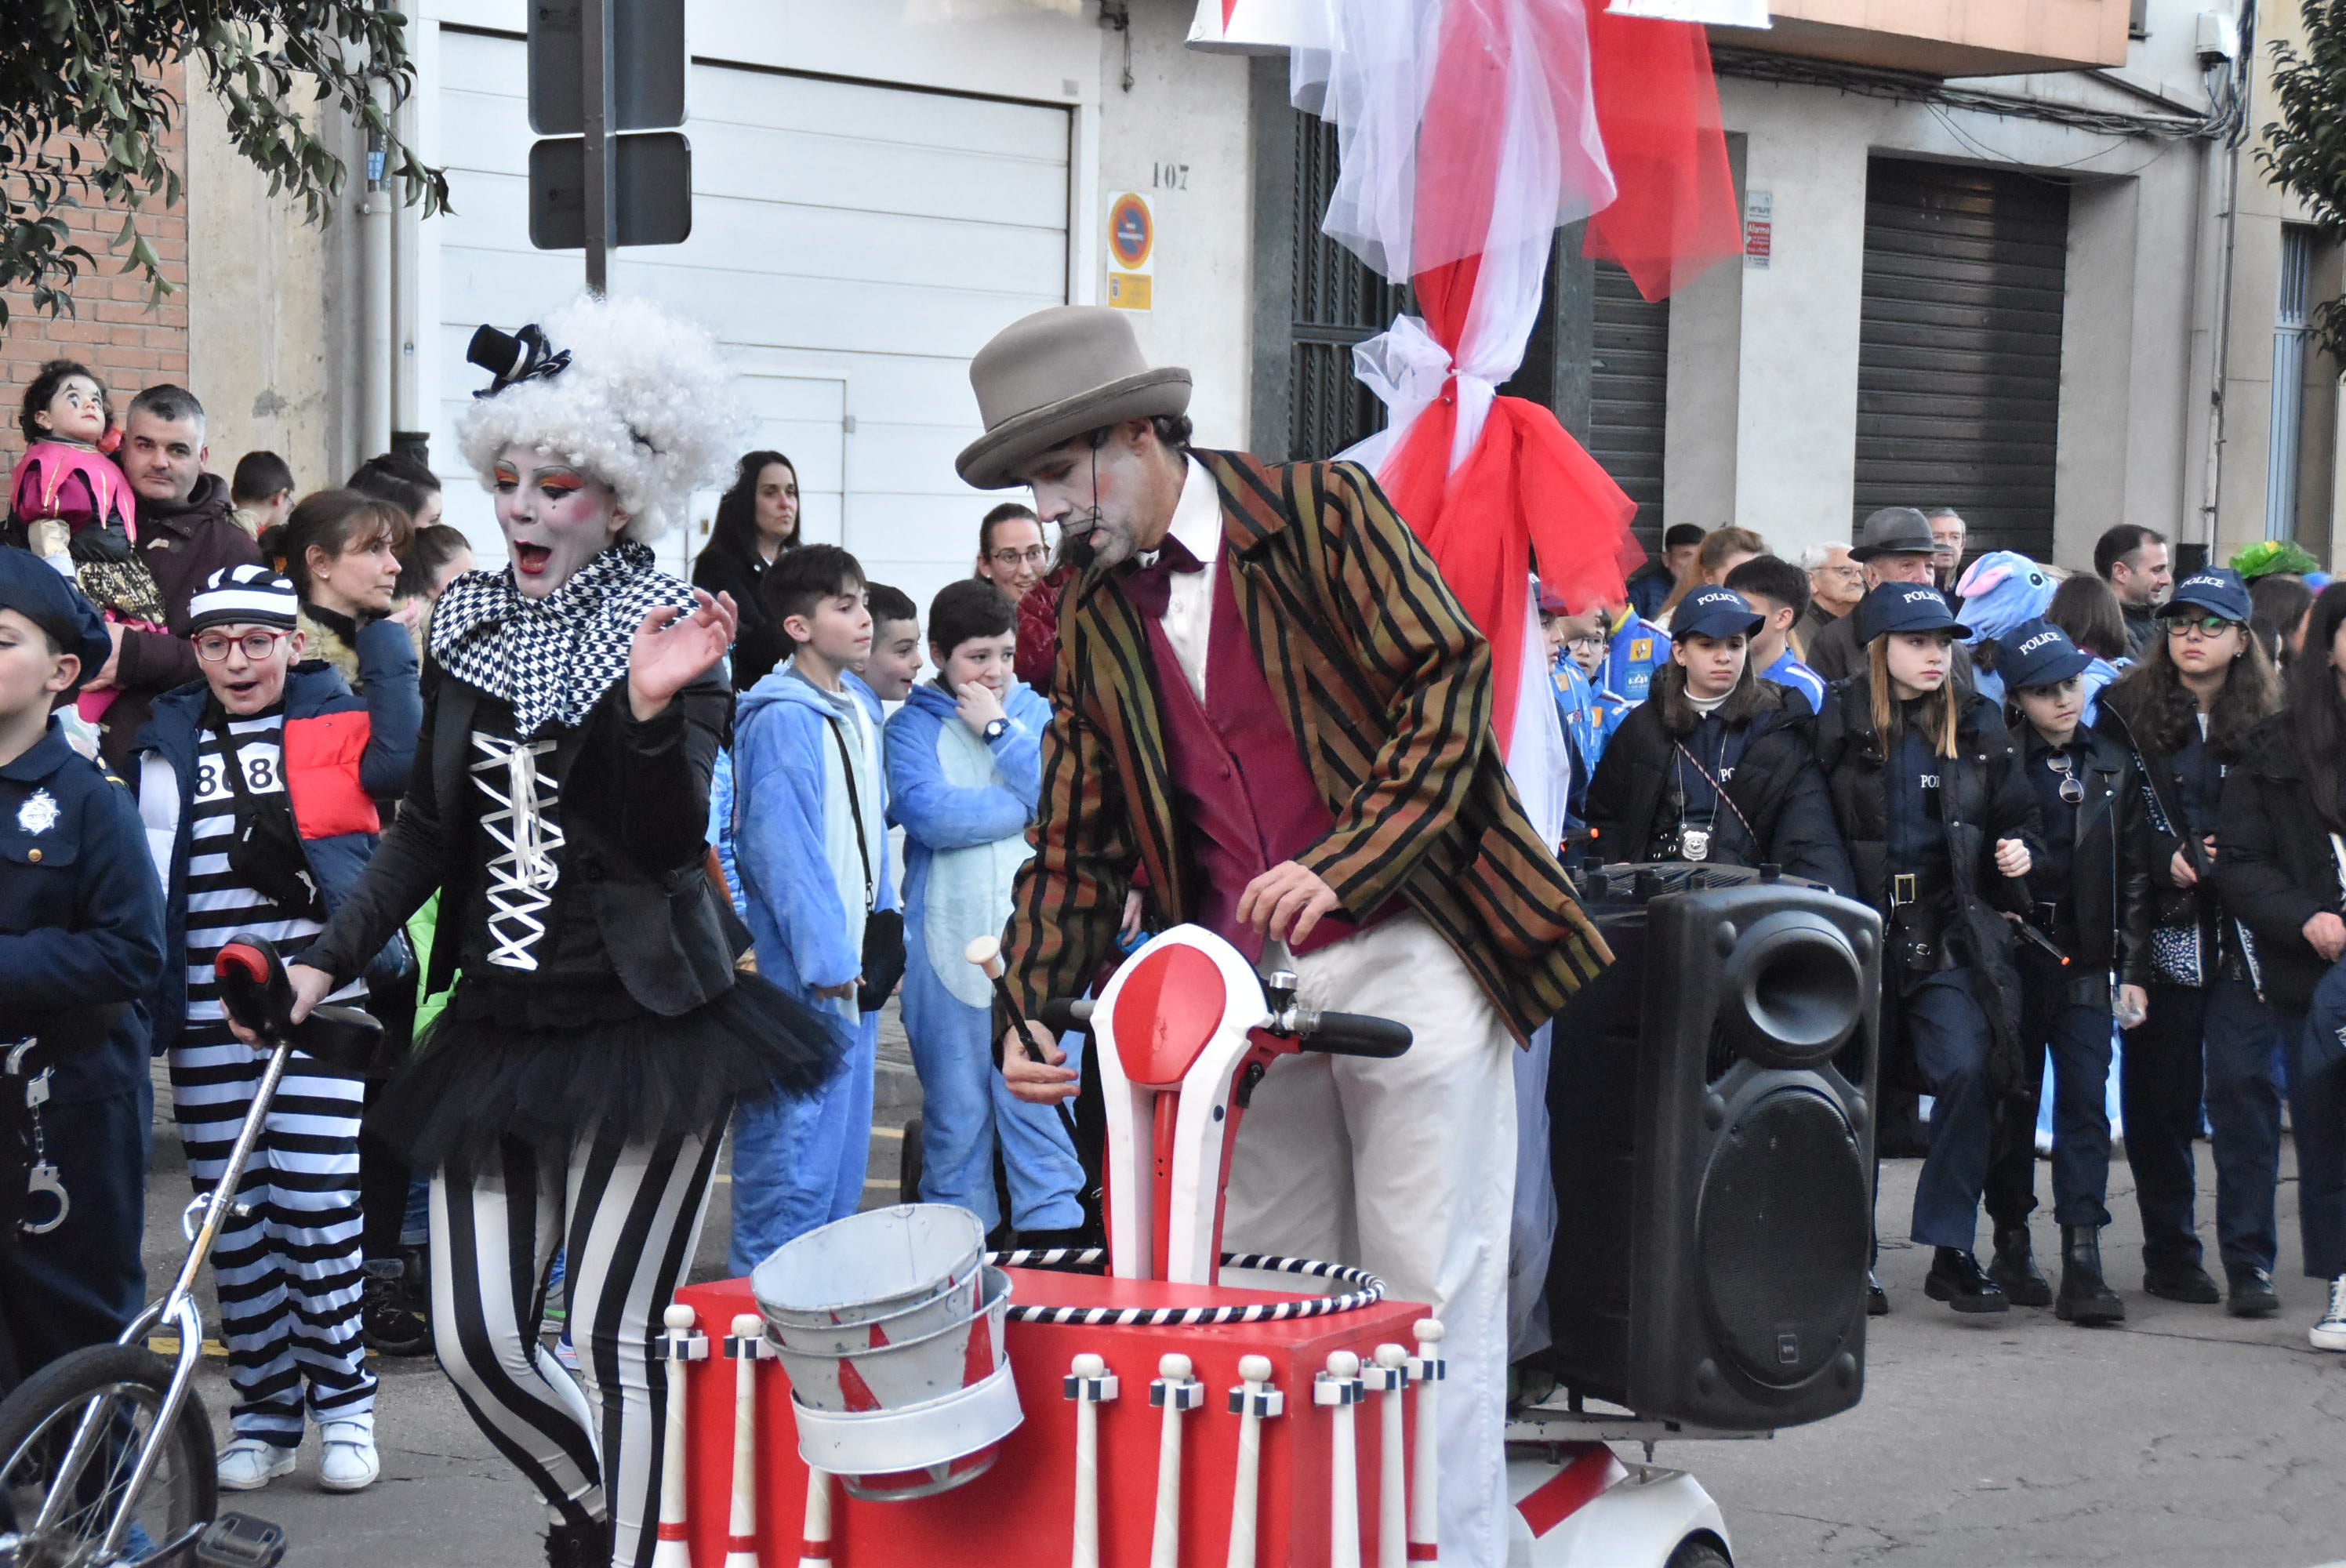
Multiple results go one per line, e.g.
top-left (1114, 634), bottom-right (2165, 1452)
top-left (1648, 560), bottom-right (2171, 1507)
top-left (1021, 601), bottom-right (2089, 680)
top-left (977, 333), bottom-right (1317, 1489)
top-left (38, 376), bottom-right (107, 445)
top-left (492, 444), bottom-right (628, 598)
top-left (1012, 423), bottom-right (1171, 573)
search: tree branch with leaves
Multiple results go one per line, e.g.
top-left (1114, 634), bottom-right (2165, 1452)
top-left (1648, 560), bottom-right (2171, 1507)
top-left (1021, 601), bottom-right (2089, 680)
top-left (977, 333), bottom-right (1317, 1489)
top-left (1, 1), bottom-right (451, 332)
top-left (2261, 0), bottom-right (2346, 365)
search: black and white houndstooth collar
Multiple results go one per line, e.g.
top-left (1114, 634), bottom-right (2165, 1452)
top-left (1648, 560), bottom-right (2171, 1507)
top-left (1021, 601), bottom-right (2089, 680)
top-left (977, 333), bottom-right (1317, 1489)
top-left (430, 540), bottom-right (696, 740)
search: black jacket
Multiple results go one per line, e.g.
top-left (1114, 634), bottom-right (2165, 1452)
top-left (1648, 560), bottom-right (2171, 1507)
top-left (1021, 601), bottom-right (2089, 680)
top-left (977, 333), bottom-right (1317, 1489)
top-left (2017, 721), bottom-right (2153, 982)
top-left (2217, 717), bottom-right (2345, 1014)
top-left (691, 543), bottom-right (788, 691)
top-left (2094, 700), bottom-right (2247, 986)
top-left (302, 666), bottom-right (739, 1018)
top-left (1584, 688), bottom-right (1855, 897)
top-left (1814, 680), bottom-right (2041, 1090)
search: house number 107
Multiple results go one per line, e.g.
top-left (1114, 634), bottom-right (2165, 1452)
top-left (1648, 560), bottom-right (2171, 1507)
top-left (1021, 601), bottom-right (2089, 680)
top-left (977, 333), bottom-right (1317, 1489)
top-left (1152, 163), bottom-right (1190, 190)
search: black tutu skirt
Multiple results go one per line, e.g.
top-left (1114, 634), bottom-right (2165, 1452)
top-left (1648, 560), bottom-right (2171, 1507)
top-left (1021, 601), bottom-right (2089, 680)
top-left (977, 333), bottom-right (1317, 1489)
top-left (369, 969), bottom-right (840, 1172)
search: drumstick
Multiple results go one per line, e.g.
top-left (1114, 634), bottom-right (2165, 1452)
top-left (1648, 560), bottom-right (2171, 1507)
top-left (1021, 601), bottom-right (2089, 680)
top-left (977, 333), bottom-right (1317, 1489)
top-left (968, 935), bottom-right (1084, 1147)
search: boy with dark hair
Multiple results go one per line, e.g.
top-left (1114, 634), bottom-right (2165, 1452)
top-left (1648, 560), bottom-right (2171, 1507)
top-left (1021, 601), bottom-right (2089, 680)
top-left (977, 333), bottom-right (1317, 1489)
top-left (0, 550), bottom-right (165, 1399)
top-left (135, 564), bottom-right (402, 1494)
top-left (859, 582), bottom-right (923, 703)
top-left (729, 544), bottom-right (897, 1269)
top-left (1724, 554), bottom-right (1826, 714)
top-left (885, 580), bottom-right (1081, 1241)
top-left (229, 452), bottom-right (296, 542)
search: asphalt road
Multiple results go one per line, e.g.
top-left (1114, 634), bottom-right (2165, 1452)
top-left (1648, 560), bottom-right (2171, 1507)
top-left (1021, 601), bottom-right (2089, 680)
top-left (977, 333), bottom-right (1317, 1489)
top-left (123, 1030), bottom-right (2346, 1568)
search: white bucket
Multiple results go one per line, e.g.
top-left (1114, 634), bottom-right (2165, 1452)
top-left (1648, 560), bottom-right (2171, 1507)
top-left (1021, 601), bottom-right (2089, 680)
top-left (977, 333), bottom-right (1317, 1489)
top-left (764, 1261), bottom-right (989, 1359)
top-left (772, 1268), bottom-right (1011, 1415)
top-left (750, 1203), bottom-right (985, 1331)
top-left (792, 1359), bottom-right (1023, 1502)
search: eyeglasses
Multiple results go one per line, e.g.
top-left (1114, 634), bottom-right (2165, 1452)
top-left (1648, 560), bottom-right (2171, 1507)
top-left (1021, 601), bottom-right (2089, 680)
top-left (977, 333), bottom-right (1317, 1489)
top-left (1816, 564), bottom-right (1863, 580)
top-left (988, 546), bottom-right (1049, 568)
top-left (192, 630), bottom-right (290, 662)
top-left (1567, 635), bottom-right (1606, 652)
top-left (2166, 615), bottom-right (2239, 640)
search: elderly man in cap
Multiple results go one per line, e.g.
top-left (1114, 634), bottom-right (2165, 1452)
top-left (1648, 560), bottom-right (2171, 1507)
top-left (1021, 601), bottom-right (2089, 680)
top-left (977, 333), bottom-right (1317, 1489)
top-left (0, 548), bottom-right (165, 1396)
top-left (969, 306), bottom-right (1607, 1563)
top-left (1807, 506), bottom-right (1969, 684)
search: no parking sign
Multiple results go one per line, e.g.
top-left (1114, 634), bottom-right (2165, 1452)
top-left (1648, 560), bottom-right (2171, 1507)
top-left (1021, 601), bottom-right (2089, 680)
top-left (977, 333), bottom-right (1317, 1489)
top-left (1106, 191), bottom-right (1153, 311)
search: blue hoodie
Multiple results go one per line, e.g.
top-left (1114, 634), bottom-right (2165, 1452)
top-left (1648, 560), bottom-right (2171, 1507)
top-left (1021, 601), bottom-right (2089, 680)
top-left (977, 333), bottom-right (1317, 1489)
top-left (884, 679), bottom-right (1048, 1004)
top-left (732, 661), bottom-right (895, 1025)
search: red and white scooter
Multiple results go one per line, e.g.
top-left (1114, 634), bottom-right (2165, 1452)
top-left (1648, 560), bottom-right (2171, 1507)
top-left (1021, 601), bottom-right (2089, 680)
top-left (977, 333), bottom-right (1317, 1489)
top-left (664, 924), bottom-right (1749, 1566)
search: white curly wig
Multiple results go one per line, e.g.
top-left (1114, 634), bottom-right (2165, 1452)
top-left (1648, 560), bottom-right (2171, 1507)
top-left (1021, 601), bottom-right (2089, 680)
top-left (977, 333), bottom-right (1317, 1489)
top-left (456, 294), bottom-right (746, 543)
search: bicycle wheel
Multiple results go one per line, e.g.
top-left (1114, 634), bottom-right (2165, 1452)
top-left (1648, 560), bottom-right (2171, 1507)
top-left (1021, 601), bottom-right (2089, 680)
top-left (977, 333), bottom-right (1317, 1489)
top-left (0, 1342), bottom-right (218, 1566)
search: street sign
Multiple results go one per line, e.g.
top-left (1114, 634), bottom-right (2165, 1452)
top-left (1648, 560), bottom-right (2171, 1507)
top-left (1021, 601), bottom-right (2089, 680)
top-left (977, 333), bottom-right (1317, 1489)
top-left (529, 133), bottom-right (693, 251)
top-left (528, 0), bottom-right (687, 134)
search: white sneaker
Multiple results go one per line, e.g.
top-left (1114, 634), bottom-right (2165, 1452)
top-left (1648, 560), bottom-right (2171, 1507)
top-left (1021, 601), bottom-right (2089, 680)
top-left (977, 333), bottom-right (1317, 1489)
top-left (216, 1438), bottom-right (296, 1491)
top-left (317, 1420), bottom-right (380, 1492)
top-left (2312, 1276), bottom-right (2346, 1352)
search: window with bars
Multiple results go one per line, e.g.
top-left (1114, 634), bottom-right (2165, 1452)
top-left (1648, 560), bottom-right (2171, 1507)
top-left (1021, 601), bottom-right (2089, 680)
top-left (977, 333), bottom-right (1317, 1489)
top-left (1283, 111), bottom-right (1409, 459)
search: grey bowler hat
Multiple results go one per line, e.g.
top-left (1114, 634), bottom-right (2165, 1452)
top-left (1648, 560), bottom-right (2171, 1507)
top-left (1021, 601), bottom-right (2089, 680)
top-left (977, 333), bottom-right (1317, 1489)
top-left (1847, 506), bottom-right (1939, 562)
top-left (957, 307), bottom-right (1193, 490)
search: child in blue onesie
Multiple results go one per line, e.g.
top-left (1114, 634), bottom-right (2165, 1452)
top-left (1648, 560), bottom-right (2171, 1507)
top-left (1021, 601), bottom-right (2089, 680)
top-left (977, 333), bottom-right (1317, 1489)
top-left (885, 580), bottom-right (1083, 1240)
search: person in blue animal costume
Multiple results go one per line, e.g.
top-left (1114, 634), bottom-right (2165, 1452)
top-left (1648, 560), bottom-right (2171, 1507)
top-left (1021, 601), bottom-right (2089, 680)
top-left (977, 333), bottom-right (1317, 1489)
top-left (886, 579), bottom-right (1084, 1242)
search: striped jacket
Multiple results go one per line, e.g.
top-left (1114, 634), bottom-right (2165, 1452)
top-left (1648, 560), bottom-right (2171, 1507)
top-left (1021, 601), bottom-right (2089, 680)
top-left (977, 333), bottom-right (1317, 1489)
top-left (1002, 448), bottom-right (1611, 1044)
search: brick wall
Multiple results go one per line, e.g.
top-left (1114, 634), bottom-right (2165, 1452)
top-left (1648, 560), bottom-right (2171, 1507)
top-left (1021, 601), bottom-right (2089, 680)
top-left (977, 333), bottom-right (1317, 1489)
top-left (2, 60), bottom-right (190, 469)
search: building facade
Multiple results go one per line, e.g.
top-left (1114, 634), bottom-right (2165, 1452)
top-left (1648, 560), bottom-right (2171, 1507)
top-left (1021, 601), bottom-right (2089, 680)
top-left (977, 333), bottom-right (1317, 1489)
top-left (4, 0), bottom-right (2337, 602)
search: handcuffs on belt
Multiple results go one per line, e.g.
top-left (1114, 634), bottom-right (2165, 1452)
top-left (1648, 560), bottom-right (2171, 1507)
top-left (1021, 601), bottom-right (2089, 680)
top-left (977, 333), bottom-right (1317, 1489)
top-left (5, 1036), bottom-right (68, 1236)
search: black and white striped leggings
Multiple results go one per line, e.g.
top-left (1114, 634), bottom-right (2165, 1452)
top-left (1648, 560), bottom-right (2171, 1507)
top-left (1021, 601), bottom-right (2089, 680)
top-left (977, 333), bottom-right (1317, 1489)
top-left (430, 1126), bottom-right (720, 1568)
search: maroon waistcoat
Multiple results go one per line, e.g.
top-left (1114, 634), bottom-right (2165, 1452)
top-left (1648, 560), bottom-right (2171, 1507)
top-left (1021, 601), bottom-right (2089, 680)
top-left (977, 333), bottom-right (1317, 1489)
top-left (1131, 546), bottom-right (1383, 962)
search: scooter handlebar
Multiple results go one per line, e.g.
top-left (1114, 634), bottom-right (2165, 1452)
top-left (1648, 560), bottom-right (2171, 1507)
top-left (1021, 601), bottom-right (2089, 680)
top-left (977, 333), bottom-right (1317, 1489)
top-left (213, 931), bottom-right (390, 1078)
top-left (1037, 997), bottom-right (1095, 1035)
top-left (1030, 996), bottom-right (1411, 1058)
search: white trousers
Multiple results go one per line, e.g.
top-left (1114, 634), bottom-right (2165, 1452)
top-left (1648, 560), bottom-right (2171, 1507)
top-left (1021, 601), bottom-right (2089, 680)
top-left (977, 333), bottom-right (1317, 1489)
top-left (1222, 912), bottom-right (1517, 1568)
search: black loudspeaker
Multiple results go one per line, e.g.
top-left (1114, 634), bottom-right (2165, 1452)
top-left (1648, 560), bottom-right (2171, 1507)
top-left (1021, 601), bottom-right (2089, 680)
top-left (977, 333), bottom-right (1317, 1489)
top-left (1539, 862), bottom-right (1880, 1431)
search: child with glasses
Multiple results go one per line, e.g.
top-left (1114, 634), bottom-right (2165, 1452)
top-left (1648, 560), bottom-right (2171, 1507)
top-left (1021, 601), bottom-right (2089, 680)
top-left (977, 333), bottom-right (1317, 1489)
top-left (132, 564), bottom-right (410, 1496)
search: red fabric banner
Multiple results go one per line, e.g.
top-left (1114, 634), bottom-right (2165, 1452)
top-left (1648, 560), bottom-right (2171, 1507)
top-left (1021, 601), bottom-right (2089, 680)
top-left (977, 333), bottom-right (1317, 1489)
top-left (1582, 8), bottom-right (1742, 302)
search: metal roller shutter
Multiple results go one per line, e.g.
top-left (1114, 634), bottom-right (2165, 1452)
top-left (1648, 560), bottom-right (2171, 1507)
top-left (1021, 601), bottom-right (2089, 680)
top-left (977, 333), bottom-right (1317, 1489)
top-left (1286, 111), bottom-right (1409, 461)
top-left (1590, 260), bottom-right (1669, 550)
top-left (1853, 158), bottom-right (2068, 561)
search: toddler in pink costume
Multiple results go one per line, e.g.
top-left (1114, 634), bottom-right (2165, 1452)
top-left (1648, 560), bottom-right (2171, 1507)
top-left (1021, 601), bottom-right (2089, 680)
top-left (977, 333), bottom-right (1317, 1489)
top-left (7, 360), bottom-right (164, 721)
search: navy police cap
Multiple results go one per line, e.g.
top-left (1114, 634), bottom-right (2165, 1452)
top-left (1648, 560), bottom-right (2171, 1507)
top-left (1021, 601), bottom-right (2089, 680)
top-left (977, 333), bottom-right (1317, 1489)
top-left (1672, 586), bottom-right (1766, 641)
top-left (1999, 618), bottom-right (2095, 692)
top-left (0, 546), bottom-right (110, 692)
top-left (1858, 581), bottom-right (1971, 643)
top-left (2159, 566), bottom-right (2252, 625)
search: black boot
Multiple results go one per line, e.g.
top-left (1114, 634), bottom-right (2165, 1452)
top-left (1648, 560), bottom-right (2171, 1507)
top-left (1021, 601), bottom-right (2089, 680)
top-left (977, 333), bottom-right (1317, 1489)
top-left (2226, 1265), bottom-right (2280, 1318)
top-left (1866, 1271), bottom-right (1890, 1317)
top-left (2142, 1253), bottom-right (2221, 1303)
top-left (1987, 1224), bottom-right (2052, 1308)
top-left (2054, 1225), bottom-right (2125, 1325)
top-left (544, 1517), bottom-right (609, 1568)
top-left (1923, 1247), bottom-right (2010, 1314)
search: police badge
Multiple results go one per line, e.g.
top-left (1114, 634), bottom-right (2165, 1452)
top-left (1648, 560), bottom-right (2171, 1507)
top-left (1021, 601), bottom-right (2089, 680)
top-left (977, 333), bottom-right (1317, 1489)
top-left (16, 789), bottom-right (60, 836)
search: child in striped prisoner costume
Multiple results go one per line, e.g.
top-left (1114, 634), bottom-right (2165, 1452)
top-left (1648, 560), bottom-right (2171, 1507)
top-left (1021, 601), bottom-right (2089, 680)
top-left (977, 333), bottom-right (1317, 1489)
top-left (133, 564), bottom-right (396, 1493)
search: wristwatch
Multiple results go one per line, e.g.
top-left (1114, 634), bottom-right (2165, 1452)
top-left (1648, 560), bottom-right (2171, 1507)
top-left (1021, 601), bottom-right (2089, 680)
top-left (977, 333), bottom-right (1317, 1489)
top-left (982, 717), bottom-right (1010, 744)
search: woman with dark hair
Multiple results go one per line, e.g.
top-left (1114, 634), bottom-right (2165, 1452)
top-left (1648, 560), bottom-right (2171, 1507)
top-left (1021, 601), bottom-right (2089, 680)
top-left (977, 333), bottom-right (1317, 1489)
top-left (394, 522), bottom-right (478, 606)
top-left (691, 449), bottom-right (798, 688)
top-left (1814, 583), bottom-right (2040, 1316)
top-left (2249, 572), bottom-right (2315, 670)
top-left (347, 452), bottom-right (445, 529)
top-left (281, 489), bottom-right (420, 806)
top-left (2047, 572), bottom-right (2130, 724)
top-left (1583, 586), bottom-right (1851, 892)
top-left (2097, 566), bottom-right (2288, 1316)
top-left (2217, 581), bottom-right (2346, 1352)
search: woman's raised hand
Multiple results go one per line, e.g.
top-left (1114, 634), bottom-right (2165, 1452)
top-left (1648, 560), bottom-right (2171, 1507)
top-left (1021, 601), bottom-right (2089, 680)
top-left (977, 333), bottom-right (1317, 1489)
top-left (629, 589), bottom-right (738, 720)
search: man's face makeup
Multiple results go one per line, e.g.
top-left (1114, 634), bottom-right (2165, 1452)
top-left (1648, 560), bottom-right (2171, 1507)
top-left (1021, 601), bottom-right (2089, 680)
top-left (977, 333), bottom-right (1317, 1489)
top-left (492, 445), bottom-right (626, 598)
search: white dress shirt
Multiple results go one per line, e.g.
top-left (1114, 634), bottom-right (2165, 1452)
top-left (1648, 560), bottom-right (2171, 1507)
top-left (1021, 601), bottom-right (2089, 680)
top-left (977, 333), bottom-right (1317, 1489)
top-left (1140, 456), bottom-right (1222, 702)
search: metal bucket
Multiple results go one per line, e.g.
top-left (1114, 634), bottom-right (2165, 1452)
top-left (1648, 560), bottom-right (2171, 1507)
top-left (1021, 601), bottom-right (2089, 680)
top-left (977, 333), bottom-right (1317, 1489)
top-left (764, 1260), bottom-right (990, 1359)
top-left (772, 1268), bottom-right (1011, 1415)
top-left (791, 1359), bottom-right (1023, 1503)
top-left (750, 1203), bottom-right (985, 1332)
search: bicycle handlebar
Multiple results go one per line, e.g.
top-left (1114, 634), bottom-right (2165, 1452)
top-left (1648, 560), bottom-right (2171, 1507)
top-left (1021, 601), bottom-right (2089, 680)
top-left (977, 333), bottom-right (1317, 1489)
top-left (214, 933), bottom-right (390, 1078)
top-left (1033, 996), bottom-right (1411, 1059)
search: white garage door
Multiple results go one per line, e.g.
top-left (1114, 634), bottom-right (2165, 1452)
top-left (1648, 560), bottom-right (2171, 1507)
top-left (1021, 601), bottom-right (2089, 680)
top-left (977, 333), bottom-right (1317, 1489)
top-left (430, 27), bottom-right (1071, 616)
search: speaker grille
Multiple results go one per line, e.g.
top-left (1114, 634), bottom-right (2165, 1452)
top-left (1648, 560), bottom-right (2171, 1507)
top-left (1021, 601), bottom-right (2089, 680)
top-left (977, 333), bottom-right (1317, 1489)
top-left (1694, 1087), bottom-right (1868, 1388)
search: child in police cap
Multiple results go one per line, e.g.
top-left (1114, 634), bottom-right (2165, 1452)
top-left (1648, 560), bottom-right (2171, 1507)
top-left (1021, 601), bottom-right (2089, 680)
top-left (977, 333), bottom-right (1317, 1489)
top-left (0, 546), bottom-right (165, 1395)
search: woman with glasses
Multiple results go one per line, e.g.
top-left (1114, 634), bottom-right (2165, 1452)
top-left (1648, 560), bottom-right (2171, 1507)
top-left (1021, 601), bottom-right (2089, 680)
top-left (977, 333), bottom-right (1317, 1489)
top-left (1978, 620), bottom-right (2149, 1323)
top-left (2218, 583), bottom-right (2346, 1351)
top-left (691, 449), bottom-right (800, 689)
top-left (2097, 567), bottom-right (2287, 1316)
top-left (1814, 583), bottom-right (2040, 1316)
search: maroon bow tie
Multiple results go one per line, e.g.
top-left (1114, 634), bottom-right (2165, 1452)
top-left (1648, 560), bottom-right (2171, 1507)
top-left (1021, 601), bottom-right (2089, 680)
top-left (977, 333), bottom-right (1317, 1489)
top-left (1117, 533), bottom-right (1205, 619)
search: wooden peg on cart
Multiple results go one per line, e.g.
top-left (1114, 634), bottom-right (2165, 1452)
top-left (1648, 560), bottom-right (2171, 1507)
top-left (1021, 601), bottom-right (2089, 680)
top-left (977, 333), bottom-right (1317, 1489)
top-left (1409, 1319), bottom-right (1447, 1565)
top-left (1225, 1353), bottom-right (1284, 1568)
top-left (724, 1312), bottom-right (769, 1568)
top-left (1316, 1349), bottom-right (1366, 1568)
top-left (1149, 1352), bottom-right (1204, 1568)
top-left (1366, 1343), bottom-right (1411, 1568)
top-left (1065, 1352), bottom-right (1120, 1568)
top-left (651, 1303), bottom-right (707, 1568)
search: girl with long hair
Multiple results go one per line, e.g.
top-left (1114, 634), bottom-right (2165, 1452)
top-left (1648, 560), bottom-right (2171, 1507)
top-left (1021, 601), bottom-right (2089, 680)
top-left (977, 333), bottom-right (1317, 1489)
top-left (2098, 567), bottom-right (2286, 1317)
top-left (691, 448), bottom-right (800, 688)
top-left (1978, 620), bottom-right (2150, 1323)
top-left (1582, 586), bottom-right (1851, 892)
top-left (1654, 524), bottom-right (1766, 626)
top-left (264, 298), bottom-right (835, 1568)
top-left (2217, 580), bottom-right (2346, 1351)
top-left (1814, 583), bottom-right (2040, 1315)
